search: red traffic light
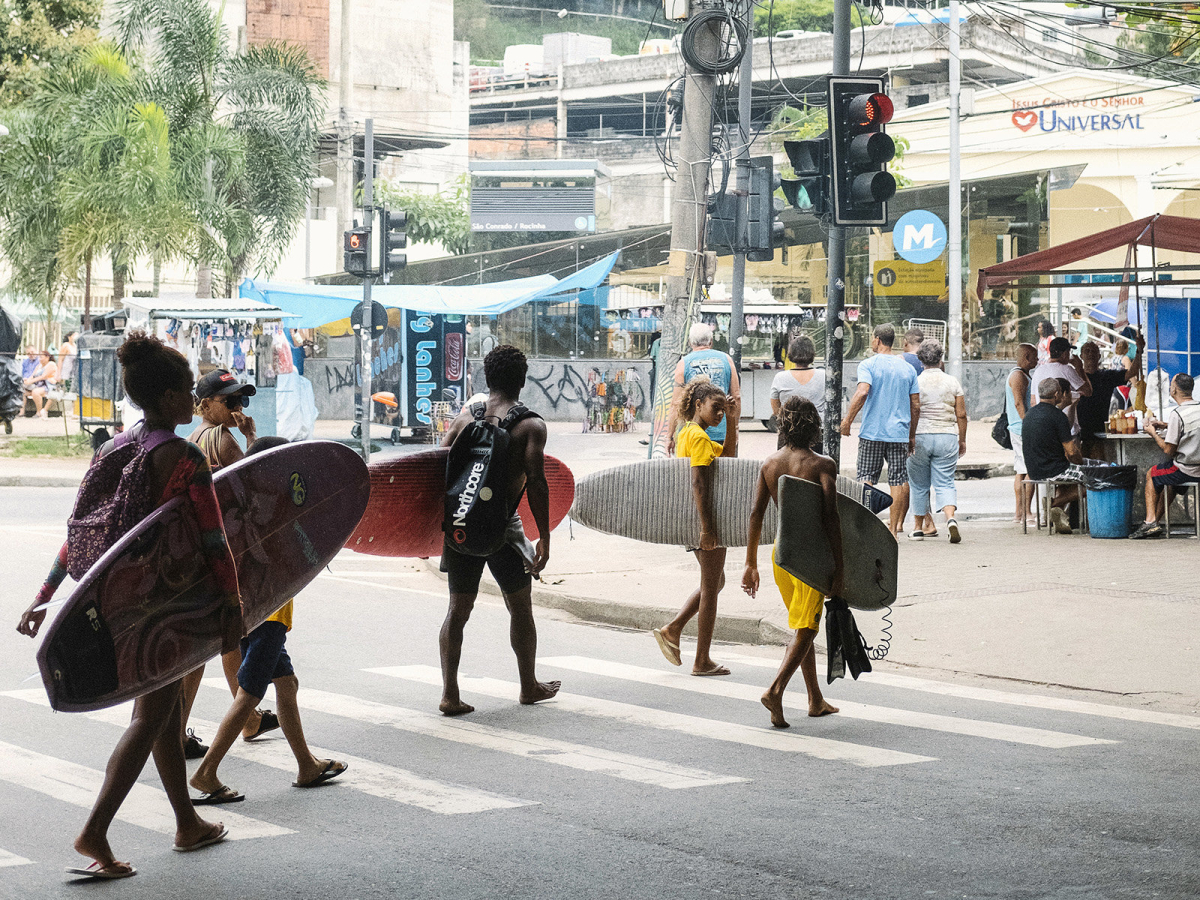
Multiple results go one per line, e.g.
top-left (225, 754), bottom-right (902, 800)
top-left (348, 233), bottom-right (362, 249)
top-left (848, 92), bottom-right (894, 128)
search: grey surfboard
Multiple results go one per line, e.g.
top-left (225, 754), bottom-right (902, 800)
top-left (775, 475), bottom-right (898, 612)
top-left (569, 457), bottom-right (774, 548)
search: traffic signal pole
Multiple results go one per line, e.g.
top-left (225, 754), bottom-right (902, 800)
top-left (360, 117), bottom-right (374, 464)
top-left (947, 0), bottom-right (964, 382)
top-left (824, 0), bottom-right (852, 469)
top-left (728, 0), bottom-right (754, 376)
top-left (650, 2), bottom-right (720, 458)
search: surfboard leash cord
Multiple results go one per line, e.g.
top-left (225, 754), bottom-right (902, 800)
top-left (865, 604), bottom-right (892, 661)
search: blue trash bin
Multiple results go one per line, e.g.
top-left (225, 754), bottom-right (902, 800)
top-left (1082, 464), bottom-right (1137, 539)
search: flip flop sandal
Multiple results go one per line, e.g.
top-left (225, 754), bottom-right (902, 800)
top-left (191, 785), bottom-right (244, 806)
top-left (652, 628), bottom-right (682, 666)
top-left (294, 759), bottom-right (348, 788)
top-left (692, 664), bottom-right (731, 677)
top-left (243, 709), bottom-right (280, 741)
top-left (173, 826), bottom-right (228, 853)
top-left (65, 861), bottom-right (137, 880)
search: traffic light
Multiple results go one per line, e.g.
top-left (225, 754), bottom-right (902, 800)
top-left (828, 75), bottom-right (896, 226)
top-left (781, 137), bottom-right (829, 216)
top-left (747, 156), bottom-right (784, 262)
top-left (380, 207), bottom-right (408, 280)
top-left (344, 227), bottom-right (371, 277)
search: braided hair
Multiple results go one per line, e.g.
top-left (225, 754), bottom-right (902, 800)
top-left (678, 376), bottom-right (726, 421)
top-left (777, 396), bottom-right (821, 450)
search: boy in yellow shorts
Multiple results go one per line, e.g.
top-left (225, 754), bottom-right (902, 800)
top-left (742, 397), bottom-right (844, 727)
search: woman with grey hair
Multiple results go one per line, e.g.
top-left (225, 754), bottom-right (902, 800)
top-left (907, 339), bottom-right (968, 542)
top-left (769, 335), bottom-right (825, 449)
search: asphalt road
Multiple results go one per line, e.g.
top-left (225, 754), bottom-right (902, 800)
top-left (1, 487), bottom-right (1198, 899)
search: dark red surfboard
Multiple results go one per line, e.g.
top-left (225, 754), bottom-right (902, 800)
top-left (37, 441), bottom-right (370, 712)
top-left (345, 449), bottom-right (574, 557)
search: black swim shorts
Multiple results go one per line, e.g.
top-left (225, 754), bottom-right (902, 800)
top-left (441, 541), bottom-right (532, 596)
top-left (237, 621), bottom-right (294, 700)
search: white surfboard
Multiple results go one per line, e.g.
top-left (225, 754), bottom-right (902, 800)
top-left (569, 457), bottom-right (774, 548)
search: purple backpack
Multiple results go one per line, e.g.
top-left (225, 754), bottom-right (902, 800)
top-left (66, 428), bottom-right (182, 580)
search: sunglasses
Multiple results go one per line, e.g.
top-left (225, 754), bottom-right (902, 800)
top-left (223, 394), bottom-right (250, 411)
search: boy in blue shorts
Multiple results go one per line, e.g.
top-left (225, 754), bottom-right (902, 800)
top-left (188, 436), bottom-right (346, 803)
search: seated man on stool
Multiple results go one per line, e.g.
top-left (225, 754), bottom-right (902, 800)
top-left (1130, 373), bottom-right (1200, 539)
top-left (1022, 377), bottom-right (1086, 534)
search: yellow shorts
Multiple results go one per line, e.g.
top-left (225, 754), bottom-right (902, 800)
top-left (771, 548), bottom-right (824, 632)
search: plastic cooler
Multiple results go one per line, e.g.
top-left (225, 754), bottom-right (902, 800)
top-left (1082, 464), bottom-right (1137, 539)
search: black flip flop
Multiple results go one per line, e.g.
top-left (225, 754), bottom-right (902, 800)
top-left (293, 759), bottom-right (347, 788)
top-left (191, 785), bottom-right (244, 806)
top-left (243, 709), bottom-right (279, 741)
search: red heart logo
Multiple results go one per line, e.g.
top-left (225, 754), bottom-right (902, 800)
top-left (1012, 111), bottom-right (1038, 132)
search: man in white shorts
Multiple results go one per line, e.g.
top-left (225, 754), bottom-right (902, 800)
top-left (1006, 343), bottom-right (1037, 523)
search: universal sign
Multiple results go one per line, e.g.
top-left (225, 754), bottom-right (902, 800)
top-left (1011, 109), bottom-right (1144, 134)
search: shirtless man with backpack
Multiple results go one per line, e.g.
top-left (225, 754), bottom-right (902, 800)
top-left (438, 344), bottom-right (560, 716)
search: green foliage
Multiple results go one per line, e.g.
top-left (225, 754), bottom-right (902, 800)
top-left (455, 0), bottom-right (650, 64)
top-left (113, 0), bottom-right (326, 293)
top-left (0, 43), bottom-right (191, 321)
top-left (754, 0), bottom-right (864, 36)
top-left (375, 175), bottom-right (472, 256)
top-left (0, 435), bottom-right (92, 457)
top-left (0, 0), bottom-right (101, 104)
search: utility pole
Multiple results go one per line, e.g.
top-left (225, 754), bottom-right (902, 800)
top-left (823, 0), bottom-right (852, 468)
top-left (728, 0), bottom-right (754, 376)
top-left (360, 118), bottom-right (374, 464)
top-left (336, 0), bottom-right (354, 237)
top-left (946, 0), bottom-right (963, 382)
top-left (649, 1), bottom-right (721, 458)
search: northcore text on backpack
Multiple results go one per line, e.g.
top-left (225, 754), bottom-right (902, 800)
top-left (66, 428), bottom-right (182, 580)
top-left (444, 402), bottom-right (538, 557)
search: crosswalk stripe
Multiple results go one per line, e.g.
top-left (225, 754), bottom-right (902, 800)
top-left (538, 657), bottom-right (1116, 749)
top-left (314, 573), bottom-right (448, 598)
top-left (294, 686), bottom-right (747, 789)
top-left (0, 738), bottom-right (292, 841)
top-left (3, 687), bottom-right (535, 816)
top-left (0, 849), bottom-right (32, 869)
top-left (719, 653), bottom-right (1200, 732)
top-left (367, 666), bottom-right (934, 768)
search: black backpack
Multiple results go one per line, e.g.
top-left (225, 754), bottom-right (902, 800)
top-left (444, 402), bottom-right (539, 557)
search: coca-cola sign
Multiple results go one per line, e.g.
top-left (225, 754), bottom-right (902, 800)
top-left (445, 332), bottom-right (464, 382)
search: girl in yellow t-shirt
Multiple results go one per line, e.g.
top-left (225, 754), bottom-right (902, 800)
top-left (652, 377), bottom-right (736, 677)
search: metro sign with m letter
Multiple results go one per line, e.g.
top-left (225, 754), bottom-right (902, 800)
top-left (893, 210), bottom-right (947, 265)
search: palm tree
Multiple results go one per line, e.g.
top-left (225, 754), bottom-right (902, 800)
top-left (112, 0), bottom-right (326, 296)
top-left (52, 45), bottom-right (193, 326)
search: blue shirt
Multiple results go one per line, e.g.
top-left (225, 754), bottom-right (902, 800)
top-left (856, 352), bottom-right (919, 443)
top-left (682, 348), bottom-right (733, 441)
top-left (902, 352), bottom-right (923, 376)
top-left (1005, 367), bottom-right (1031, 437)
top-left (21, 357), bottom-right (38, 380)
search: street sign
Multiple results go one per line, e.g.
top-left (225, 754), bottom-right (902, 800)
top-left (893, 210), bottom-right (947, 265)
top-left (873, 259), bottom-right (946, 297)
top-left (351, 300), bottom-right (389, 337)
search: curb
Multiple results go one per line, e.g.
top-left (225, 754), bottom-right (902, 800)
top-left (0, 475), bottom-right (82, 488)
top-left (422, 559), bottom-right (793, 646)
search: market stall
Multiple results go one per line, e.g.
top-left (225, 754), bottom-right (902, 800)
top-left (124, 294), bottom-right (302, 444)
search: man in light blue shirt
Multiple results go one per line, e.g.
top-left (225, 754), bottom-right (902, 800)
top-left (840, 323), bottom-right (920, 534)
top-left (667, 323), bottom-right (741, 455)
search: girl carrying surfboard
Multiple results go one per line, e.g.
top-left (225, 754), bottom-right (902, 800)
top-left (653, 377), bottom-right (737, 677)
top-left (16, 331), bottom-right (241, 879)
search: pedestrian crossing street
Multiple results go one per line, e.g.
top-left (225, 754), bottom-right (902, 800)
top-left (2, 652), bottom-right (1197, 872)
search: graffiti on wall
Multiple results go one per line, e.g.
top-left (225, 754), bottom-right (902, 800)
top-left (518, 361), bottom-right (651, 427)
top-left (324, 363), bottom-right (356, 395)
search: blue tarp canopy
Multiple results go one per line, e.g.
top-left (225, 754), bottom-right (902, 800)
top-left (240, 251), bottom-right (619, 329)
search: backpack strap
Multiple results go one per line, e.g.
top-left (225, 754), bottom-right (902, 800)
top-left (140, 429), bottom-right (182, 453)
top-left (470, 402), bottom-right (487, 422)
top-left (499, 403), bottom-right (539, 431)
